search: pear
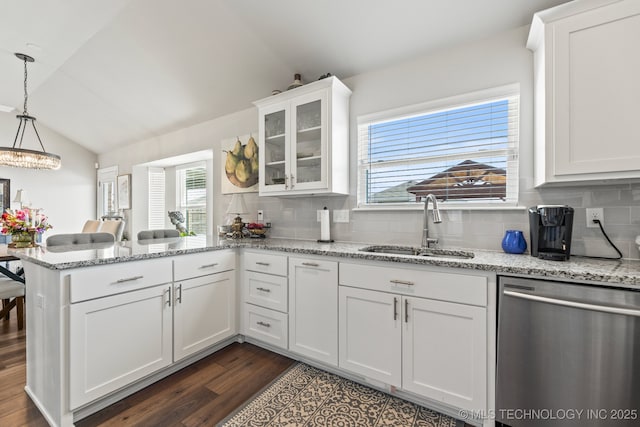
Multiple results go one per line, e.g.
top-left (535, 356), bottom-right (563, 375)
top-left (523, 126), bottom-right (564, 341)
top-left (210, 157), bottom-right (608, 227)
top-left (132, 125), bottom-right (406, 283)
top-left (232, 139), bottom-right (243, 157)
top-left (250, 154), bottom-right (259, 175)
top-left (235, 159), bottom-right (251, 183)
top-left (244, 136), bottom-right (257, 159)
top-left (224, 151), bottom-right (239, 175)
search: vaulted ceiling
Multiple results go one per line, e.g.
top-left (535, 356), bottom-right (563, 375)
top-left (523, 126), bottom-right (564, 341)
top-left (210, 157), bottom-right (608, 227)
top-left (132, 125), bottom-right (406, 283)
top-left (0, 0), bottom-right (569, 154)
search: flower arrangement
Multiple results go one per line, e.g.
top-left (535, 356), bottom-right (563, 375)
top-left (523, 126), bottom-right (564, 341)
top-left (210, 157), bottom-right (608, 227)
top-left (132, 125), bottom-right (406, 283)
top-left (1, 208), bottom-right (53, 235)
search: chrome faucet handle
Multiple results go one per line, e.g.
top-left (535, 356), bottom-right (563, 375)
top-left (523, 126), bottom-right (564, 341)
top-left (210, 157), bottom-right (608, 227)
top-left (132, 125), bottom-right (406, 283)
top-left (425, 237), bottom-right (439, 248)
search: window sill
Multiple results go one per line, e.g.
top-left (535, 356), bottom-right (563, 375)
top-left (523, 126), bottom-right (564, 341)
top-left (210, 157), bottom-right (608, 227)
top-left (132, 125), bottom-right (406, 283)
top-left (353, 203), bottom-right (528, 212)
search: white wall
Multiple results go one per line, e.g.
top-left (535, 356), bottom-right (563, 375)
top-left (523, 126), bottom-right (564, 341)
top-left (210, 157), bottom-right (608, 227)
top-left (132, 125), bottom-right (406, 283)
top-left (98, 25), bottom-right (640, 259)
top-left (0, 112), bottom-right (97, 238)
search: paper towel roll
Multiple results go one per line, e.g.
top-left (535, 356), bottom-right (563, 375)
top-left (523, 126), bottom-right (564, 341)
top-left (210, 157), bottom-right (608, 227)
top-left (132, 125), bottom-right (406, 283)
top-left (320, 208), bottom-right (330, 241)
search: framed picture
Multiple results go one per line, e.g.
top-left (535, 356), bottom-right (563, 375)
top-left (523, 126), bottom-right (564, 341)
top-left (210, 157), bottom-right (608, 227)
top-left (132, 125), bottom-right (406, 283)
top-left (117, 174), bottom-right (131, 210)
top-left (0, 179), bottom-right (9, 213)
top-left (221, 133), bottom-right (259, 194)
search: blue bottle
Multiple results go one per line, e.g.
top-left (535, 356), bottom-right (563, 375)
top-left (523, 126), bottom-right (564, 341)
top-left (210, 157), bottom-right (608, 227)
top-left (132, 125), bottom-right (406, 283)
top-left (502, 230), bottom-right (527, 254)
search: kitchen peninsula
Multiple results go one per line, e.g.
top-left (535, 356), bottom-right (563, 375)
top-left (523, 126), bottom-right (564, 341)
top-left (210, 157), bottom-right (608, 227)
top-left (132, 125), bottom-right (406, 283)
top-left (12, 236), bottom-right (640, 427)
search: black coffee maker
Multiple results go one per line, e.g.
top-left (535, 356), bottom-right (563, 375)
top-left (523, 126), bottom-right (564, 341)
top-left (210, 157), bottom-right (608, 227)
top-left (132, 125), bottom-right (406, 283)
top-left (528, 205), bottom-right (574, 261)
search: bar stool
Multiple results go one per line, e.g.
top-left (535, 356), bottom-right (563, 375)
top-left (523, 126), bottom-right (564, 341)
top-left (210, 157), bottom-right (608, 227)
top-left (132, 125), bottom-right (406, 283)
top-left (0, 278), bottom-right (25, 330)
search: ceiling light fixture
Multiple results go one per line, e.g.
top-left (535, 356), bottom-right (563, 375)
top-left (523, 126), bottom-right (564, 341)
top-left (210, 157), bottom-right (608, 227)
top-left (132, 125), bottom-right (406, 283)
top-left (0, 53), bottom-right (61, 170)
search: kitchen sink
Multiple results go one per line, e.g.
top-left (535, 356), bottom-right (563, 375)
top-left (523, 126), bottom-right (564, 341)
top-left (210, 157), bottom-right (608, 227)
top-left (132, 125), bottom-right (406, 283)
top-left (359, 245), bottom-right (474, 259)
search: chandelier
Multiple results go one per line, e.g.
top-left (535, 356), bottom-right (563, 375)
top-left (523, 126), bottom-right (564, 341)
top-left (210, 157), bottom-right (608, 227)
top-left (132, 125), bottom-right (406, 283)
top-left (0, 53), bottom-right (61, 170)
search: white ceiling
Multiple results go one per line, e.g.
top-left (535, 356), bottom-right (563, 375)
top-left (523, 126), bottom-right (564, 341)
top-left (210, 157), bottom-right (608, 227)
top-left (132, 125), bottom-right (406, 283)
top-left (0, 0), bottom-right (569, 155)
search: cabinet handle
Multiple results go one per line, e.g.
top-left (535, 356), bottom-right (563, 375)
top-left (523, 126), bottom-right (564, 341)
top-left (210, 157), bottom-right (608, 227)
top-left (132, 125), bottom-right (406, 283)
top-left (115, 275), bottom-right (143, 283)
top-left (393, 297), bottom-right (398, 321)
top-left (256, 287), bottom-right (271, 293)
top-left (165, 287), bottom-right (172, 307)
top-left (257, 321), bottom-right (271, 328)
top-left (390, 279), bottom-right (414, 286)
top-left (285, 175), bottom-right (289, 189)
top-left (290, 174), bottom-right (295, 188)
top-left (302, 262), bottom-right (320, 267)
top-left (176, 284), bottom-right (182, 304)
top-left (405, 299), bottom-right (409, 323)
top-left (255, 261), bottom-right (270, 266)
top-left (199, 263), bottom-right (218, 269)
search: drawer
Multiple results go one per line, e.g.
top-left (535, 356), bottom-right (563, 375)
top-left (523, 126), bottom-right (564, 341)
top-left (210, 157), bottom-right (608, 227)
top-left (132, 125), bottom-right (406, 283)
top-left (243, 251), bottom-right (287, 277)
top-left (339, 262), bottom-right (487, 306)
top-left (174, 250), bottom-right (235, 281)
top-left (244, 271), bottom-right (288, 313)
top-left (69, 258), bottom-right (172, 303)
top-left (243, 303), bottom-right (288, 349)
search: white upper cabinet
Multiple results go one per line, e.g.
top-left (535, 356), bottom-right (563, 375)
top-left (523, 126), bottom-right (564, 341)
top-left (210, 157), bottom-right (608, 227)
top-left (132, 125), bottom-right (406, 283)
top-left (528, 0), bottom-right (640, 186)
top-left (254, 76), bottom-right (351, 196)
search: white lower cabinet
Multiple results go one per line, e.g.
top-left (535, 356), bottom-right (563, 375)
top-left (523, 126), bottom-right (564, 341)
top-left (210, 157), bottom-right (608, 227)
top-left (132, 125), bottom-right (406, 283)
top-left (69, 284), bottom-right (173, 409)
top-left (174, 270), bottom-right (236, 361)
top-left (69, 251), bottom-right (236, 410)
top-left (339, 262), bottom-right (488, 413)
top-left (288, 257), bottom-right (338, 366)
top-left (242, 250), bottom-right (289, 349)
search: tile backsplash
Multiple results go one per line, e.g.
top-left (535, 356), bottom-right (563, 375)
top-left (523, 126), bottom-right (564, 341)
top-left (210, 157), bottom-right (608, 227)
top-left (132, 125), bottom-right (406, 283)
top-left (231, 182), bottom-right (640, 260)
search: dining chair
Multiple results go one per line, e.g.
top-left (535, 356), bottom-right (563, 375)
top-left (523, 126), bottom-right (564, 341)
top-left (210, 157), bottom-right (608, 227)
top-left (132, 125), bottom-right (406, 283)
top-left (137, 229), bottom-right (180, 240)
top-left (81, 220), bottom-right (101, 233)
top-left (99, 220), bottom-right (125, 241)
top-left (0, 277), bottom-right (25, 330)
top-left (46, 232), bottom-right (115, 246)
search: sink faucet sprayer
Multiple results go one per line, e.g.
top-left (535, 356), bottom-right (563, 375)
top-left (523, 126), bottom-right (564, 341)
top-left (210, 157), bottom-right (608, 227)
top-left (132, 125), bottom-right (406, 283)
top-left (422, 194), bottom-right (442, 249)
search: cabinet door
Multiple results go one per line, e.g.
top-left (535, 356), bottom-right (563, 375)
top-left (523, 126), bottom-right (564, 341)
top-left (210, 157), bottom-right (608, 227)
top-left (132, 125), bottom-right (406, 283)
top-left (338, 286), bottom-right (401, 386)
top-left (69, 285), bottom-right (172, 409)
top-left (174, 271), bottom-right (236, 361)
top-left (289, 90), bottom-right (328, 192)
top-left (289, 257), bottom-right (338, 365)
top-left (259, 103), bottom-right (289, 193)
top-left (553, 1), bottom-right (640, 178)
top-left (402, 297), bottom-right (486, 411)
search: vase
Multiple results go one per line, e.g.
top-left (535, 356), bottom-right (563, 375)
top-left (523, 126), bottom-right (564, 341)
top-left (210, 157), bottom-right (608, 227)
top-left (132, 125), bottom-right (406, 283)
top-left (10, 231), bottom-right (36, 248)
top-left (502, 230), bottom-right (527, 254)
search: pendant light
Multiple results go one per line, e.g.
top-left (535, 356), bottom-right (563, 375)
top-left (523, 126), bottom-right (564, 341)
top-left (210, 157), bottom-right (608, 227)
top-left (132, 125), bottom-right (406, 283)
top-left (0, 53), bottom-right (61, 170)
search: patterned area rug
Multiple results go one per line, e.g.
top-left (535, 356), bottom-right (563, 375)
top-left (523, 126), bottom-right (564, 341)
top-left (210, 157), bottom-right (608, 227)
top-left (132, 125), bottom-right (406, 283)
top-left (220, 363), bottom-right (459, 427)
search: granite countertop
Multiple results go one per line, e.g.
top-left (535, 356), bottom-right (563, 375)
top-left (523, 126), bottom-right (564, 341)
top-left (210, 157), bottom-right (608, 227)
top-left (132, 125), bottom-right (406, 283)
top-left (9, 236), bottom-right (640, 288)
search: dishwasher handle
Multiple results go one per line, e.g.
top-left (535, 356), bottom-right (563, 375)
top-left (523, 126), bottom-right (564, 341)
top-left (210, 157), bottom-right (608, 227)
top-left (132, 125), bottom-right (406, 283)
top-left (504, 290), bottom-right (640, 317)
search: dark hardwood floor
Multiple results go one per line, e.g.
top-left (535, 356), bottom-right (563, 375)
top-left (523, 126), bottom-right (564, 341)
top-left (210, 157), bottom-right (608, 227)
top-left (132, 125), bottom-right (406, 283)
top-left (0, 319), bottom-right (294, 426)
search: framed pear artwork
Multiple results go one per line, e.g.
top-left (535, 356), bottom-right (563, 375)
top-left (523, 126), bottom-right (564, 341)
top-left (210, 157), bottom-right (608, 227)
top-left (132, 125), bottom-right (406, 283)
top-left (221, 133), bottom-right (259, 194)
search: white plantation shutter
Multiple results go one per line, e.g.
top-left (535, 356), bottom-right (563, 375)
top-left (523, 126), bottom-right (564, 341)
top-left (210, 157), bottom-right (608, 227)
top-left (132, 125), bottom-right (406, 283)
top-left (148, 167), bottom-right (166, 229)
top-left (176, 163), bottom-right (207, 235)
top-left (357, 85), bottom-right (519, 207)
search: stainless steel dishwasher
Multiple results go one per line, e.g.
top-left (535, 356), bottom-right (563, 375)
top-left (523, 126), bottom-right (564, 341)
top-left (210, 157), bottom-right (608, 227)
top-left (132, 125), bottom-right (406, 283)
top-left (496, 276), bottom-right (640, 427)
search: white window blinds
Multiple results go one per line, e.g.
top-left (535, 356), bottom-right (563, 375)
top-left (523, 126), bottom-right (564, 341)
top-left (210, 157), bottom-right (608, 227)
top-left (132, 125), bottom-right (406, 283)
top-left (148, 167), bottom-right (166, 229)
top-left (357, 85), bottom-right (519, 207)
top-left (177, 163), bottom-right (207, 235)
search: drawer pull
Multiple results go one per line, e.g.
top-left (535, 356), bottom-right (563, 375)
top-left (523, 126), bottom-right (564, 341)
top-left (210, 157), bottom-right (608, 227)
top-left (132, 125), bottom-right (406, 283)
top-left (390, 279), bottom-right (414, 286)
top-left (115, 275), bottom-right (143, 283)
top-left (255, 262), bottom-right (271, 266)
top-left (256, 287), bottom-right (271, 293)
top-left (257, 321), bottom-right (271, 328)
top-left (199, 263), bottom-right (218, 269)
top-left (176, 284), bottom-right (182, 304)
top-left (302, 262), bottom-right (320, 267)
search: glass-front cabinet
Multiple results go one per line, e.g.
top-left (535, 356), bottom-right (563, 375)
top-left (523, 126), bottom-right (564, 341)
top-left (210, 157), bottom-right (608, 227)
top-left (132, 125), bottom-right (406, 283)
top-left (255, 76), bottom-right (351, 196)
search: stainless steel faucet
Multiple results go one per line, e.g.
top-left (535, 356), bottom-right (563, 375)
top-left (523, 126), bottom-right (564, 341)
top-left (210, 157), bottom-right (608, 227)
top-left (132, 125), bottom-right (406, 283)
top-left (421, 194), bottom-right (442, 249)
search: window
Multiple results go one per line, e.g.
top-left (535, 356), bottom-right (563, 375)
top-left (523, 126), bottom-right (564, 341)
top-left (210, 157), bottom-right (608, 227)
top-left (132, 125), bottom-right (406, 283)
top-left (97, 166), bottom-right (118, 217)
top-left (357, 85), bottom-right (519, 208)
top-left (176, 163), bottom-right (207, 235)
top-left (148, 167), bottom-right (166, 229)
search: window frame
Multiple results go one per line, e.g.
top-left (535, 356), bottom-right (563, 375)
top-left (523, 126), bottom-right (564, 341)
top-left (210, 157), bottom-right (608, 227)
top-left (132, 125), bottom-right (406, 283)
top-left (176, 161), bottom-right (208, 235)
top-left (356, 84), bottom-right (520, 211)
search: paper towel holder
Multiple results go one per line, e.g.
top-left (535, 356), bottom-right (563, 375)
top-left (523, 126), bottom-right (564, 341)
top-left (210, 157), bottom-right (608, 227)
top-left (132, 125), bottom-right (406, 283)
top-left (318, 206), bottom-right (334, 243)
